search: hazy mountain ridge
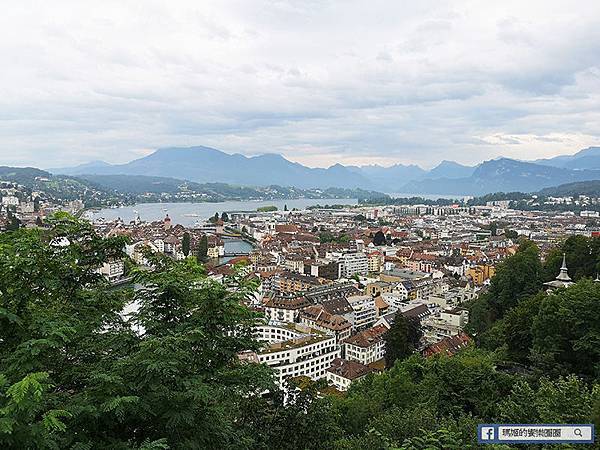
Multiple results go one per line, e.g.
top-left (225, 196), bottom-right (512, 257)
top-left (50, 145), bottom-right (476, 191)
top-left (50, 145), bottom-right (600, 195)
top-left (53, 146), bottom-right (373, 190)
top-left (401, 158), bottom-right (600, 195)
top-left (533, 146), bottom-right (600, 169)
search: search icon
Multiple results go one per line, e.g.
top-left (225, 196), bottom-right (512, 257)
top-left (574, 428), bottom-right (582, 437)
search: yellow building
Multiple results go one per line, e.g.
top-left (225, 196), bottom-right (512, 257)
top-left (466, 264), bottom-right (496, 286)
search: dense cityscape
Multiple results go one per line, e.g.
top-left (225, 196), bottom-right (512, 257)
top-left (1, 176), bottom-right (598, 369)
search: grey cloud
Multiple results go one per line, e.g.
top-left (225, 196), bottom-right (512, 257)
top-left (0, 0), bottom-right (599, 169)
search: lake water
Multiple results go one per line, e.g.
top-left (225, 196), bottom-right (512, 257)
top-left (89, 198), bottom-right (358, 227)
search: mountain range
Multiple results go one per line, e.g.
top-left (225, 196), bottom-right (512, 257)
top-left (50, 145), bottom-right (600, 195)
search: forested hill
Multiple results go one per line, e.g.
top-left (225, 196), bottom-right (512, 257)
top-left (0, 166), bottom-right (388, 206)
top-left (0, 166), bottom-right (114, 204)
top-left (538, 180), bottom-right (600, 197)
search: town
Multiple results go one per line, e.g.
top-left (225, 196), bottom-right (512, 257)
top-left (3, 178), bottom-right (595, 394)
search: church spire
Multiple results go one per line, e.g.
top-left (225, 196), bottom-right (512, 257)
top-left (555, 253), bottom-right (572, 282)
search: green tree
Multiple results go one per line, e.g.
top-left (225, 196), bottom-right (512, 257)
top-left (5, 209), bottom-right (20, 231)
top-left (467, 240), bottom-right (543, 338)
top-left (181, 231), bottom-right (191, 256)
top-left (542, 235), bottom-right (600, 282)
top-left (532, 279), bottom-right (600, 378)
top-left (196, 235), bottom-right (208, 262)
top-left (0, 215), bottom-right (275, 449)
top-left (384, 315), bottom-right (422, 368)
top-left (372, 230), bottom-right (386, 246)
top-left (257, 206), bottom-right (277, 212)
top-left (498, 375), bottom-right (598, 425)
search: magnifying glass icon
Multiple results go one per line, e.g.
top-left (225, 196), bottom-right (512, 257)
top-left (574, 428), bottom-right (583, 437)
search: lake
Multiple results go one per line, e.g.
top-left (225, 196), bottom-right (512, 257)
top-left (88, 198), bottom-right (358, 227)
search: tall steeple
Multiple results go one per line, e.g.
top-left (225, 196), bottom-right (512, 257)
top-left (555, 253), bottom-right (572, 282)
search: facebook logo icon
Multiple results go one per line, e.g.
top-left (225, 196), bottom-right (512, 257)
top-left (480, 426), bottom-right (496, 442)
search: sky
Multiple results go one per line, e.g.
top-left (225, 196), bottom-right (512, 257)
top-left (1, 0), bottom-right (600, 169)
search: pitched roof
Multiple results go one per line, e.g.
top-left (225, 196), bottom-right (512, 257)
top-left (327, 358), bottom-right (372, 380)
top-left (345, 324), bottom-right (388, 348)
top-left (264, 295), bottom-right (311, 310)
top-left (321, 297), bottom-right (353, 316)
top-left (401, 304), bottom-right (431, 320)
top-left (422, 332), bottom-right (472, 357)
top-left (301, 305), bottom-right (351, 331)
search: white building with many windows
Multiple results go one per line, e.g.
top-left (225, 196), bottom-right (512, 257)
top-left (251, 322), bottom-right (341, 387)
top-left (98, 259), bottom-right (125, 282)
top-left (347, 295), bottom-right (377, 330)
top-left (263, 295), bottom-right (311, 323)
top-left (339, 252), bottom-right (369, 278)
top-left (344, 324), bottom-right (387, 365)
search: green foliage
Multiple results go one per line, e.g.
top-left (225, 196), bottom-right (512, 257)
top-left (319, 231), bottom-right (351, 244)
top-left (256, 206), bottom-right (277, 212)
top-left (542, 235), bottom-right (600, 281)
top-left (398, 428), bottom-right (464, 450)
top-left (498, 375), bottom-right (599, 425)
top-left (531, 279), bottom-right (600, 378)
top-left (0, 216), bottom-right (274, 449)
top-left (384, 316), bottom-right (422, 368)
top-left (473, 276), bottom-right (600, 379)
top-left (196, 235), bottom-right (208, 262)
top-left (467, 240), bottom-right (542, 336)
top-left (3, 214), bottom-right (600, 449)
top-left (372, 230), bottom-right (386, 246)
top-left (181, 232), bottom-right (191, 256)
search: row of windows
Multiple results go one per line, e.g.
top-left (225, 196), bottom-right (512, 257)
top-left (278, 352), bottom-right (338, 374)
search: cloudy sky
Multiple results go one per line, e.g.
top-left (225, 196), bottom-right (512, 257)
top-left (1, 0), bottom-right (600, 169)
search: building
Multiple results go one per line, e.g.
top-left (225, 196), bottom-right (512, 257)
top-left (299, 305), bottom-right (352, 343)
top-left (422, 308), bottom-right (469, 344)
top-left (305, 260), bottom-right (340, 280)
top-left (252, 322), bottom-right (341, 387)
top-left (98, 259), bottom-right (125, 282)
top-left (347, 295), bottom-right (377, 330)
top-left (367, 251), bottom-right (383, 273)
top-left (364, 281), bottom-right (393, 297)
top-left (340, 252), bottom-right (368, 278)
top-left (344, 324), bottom-right (387, 365)
top-left (1, 195), bottom-right (19, 206)
top-left (263, 294), bottom-right (312, 323)
top-left (274, 271), bottom-right (326, 294)
top-left (326, 358), bottom-right (372, 391)
top-left (428, 285), bottom-right (477, 308)
top-left (543, 253), bottom-right (575, 291)
top-left (422, 332), bottom-right (472, 357)
top-left (283, 255), bottom-right (305, 274)
top-left (394, 278), bottom-right (442, 303)
top-left (466, 264), bottom-right (496, 286)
